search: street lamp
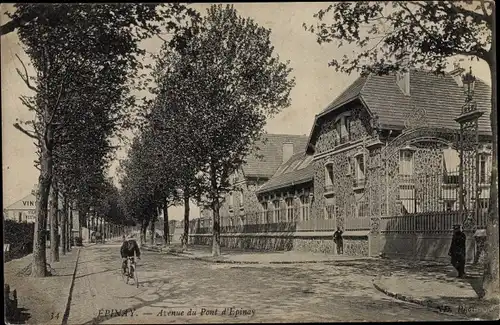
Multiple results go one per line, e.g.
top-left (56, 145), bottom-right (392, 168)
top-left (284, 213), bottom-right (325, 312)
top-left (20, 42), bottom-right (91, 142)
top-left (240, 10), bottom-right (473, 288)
top-left (455, 67), bottom-right (483, 228)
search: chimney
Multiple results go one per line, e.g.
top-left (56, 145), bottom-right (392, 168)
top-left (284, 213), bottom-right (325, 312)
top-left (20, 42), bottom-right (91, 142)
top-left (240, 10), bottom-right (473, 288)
top-left (396, 52), bottom-right (410, 96)
top-left (282, 142), bottom-right (294, 163)
top-left (449, 62), bottom-right (465, 88)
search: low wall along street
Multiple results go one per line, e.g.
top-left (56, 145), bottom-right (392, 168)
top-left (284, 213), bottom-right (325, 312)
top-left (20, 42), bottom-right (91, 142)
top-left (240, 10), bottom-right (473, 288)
top-left (188, 210), bottom-right (485, 262)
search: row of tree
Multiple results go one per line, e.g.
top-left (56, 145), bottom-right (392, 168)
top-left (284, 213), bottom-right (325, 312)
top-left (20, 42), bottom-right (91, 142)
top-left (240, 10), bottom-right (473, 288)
top-left (4, 3), bottom-right (200, 277)
top-left (118, 4), bottom-right (295, 256)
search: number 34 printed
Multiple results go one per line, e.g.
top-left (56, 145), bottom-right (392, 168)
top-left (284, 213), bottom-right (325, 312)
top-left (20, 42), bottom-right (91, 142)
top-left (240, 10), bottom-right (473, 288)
top-left (50, 312), bottom-right (60, 320)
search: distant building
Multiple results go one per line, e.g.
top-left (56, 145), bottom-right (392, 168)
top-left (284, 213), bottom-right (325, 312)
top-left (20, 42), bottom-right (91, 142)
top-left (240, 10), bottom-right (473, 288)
top-left (255, 152), bottom-right (314, 224)
top-left (199, 134), bottom-right (308, 226)
top-left (4, 190), bottom-right (80, 235)
top-left (4, 193), bottom-right (37, 223)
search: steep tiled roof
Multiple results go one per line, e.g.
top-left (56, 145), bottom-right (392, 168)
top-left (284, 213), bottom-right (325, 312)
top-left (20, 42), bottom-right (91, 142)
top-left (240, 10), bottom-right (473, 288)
top-left (321, 76), bottom-right (368, 114)
top-left (310, 70), bottom-right (491, 148)
top-left (361, 70), bottom-right (491, 133)
top-left (256, 152), bottom-right (314, 194)
top-left (242, 134), bottom-right (308, 179)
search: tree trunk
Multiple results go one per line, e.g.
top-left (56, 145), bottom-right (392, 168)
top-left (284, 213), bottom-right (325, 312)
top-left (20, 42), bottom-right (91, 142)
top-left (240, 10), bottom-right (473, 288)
top-left (32, 143), bottom-right (53, 277)
top-left (100, 216), bottom-right (104, 239)
top-left (210, 169), bottom-right (221, 256)
top-left (87, 213), bottom-right (91, 243)
top-left (67, 205), bottom-right (71, 251)
top-left (141, 219), bottom-right (148, 245)
top-left (211, 196), bottom-right (221, 257)
top-left (49, 183), bottom-right (59, 262)
top-left (78, 209), bottom-right (83, 239)
top-left (183, 192), bottom-right (190, 250)
top-left (163, 201), bottom-right (170, 246)
top-left (61, 197), bottom-right (68, 255)
top-left (483, 37), bottom-right (499, 300)
top-left (150, 217), bottom-right (156, 246)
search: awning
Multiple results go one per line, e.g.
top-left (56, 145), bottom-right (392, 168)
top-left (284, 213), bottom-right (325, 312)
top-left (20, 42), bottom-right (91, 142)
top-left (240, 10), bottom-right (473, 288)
top-left (443, 148), bottom-right (460, 174)
top-left (342, 230), bottom-right (370, 237)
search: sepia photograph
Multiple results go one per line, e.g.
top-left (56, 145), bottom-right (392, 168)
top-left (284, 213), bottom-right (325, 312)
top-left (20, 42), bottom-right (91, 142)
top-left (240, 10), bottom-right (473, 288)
top-left (1, 1), bottom-right (498, 324)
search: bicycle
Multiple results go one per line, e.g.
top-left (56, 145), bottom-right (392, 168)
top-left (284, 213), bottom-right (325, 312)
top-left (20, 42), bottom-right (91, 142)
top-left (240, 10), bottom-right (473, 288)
top-left (122, 256), bottom-right (139, 287)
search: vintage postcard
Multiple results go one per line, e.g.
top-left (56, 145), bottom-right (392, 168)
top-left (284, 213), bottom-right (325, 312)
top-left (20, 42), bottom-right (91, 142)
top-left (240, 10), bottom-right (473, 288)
top-left (2, 2), bottom-right (498, 324)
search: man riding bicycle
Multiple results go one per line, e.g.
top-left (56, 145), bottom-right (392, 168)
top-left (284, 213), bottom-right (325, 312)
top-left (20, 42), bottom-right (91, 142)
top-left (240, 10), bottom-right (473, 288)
top-left (120, 234), bottom-right (141, 275)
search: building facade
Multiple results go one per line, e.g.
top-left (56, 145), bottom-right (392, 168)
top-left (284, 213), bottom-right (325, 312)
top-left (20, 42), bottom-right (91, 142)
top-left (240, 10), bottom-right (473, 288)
top-left (199, 134), bottom-right (308, 223)
top-left (306, 68), bottom-right (492, 257)
top-left (192, 67), bottom-right (492, 261)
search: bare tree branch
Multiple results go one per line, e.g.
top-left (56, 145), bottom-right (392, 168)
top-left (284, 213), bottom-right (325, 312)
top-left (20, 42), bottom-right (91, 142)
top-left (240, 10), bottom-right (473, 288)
top-left (15, 54), bottom-right (37, 92)
top-left (13, 122), bottom-right (38, 139)
top-left (19, 95), bottom-right (41, 114)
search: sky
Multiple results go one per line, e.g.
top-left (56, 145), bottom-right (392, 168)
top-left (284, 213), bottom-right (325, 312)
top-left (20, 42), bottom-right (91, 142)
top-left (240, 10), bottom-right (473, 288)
top-left (1, 3), bottom-right (492, 220)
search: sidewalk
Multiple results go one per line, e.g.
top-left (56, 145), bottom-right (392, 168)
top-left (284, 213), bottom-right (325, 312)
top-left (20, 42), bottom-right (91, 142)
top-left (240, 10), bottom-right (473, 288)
top-left (146, 244), bottom-right (372, 264)
top-left (4, 248), bottom-right (80, 324)
top-left (372, 263), bottom-right (500, 320)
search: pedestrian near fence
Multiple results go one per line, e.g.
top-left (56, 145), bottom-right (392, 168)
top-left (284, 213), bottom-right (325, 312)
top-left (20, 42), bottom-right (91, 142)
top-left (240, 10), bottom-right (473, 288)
top-left (333, 227), bottom-right (343, 255)
top-left (448, 224), bottom-right (466, 278)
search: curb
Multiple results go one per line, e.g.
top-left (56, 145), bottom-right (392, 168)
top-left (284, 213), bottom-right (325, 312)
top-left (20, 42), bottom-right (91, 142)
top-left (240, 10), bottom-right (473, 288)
top-left (372, 277), bottom-right (472, 320)
top-left (61, 248), bottom-right (81, 325)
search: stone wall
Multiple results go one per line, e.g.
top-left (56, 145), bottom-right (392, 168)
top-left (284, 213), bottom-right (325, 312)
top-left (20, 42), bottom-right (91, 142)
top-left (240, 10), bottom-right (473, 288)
top-left (191, 234), bottom-right (293, 251)
top-left (292, 238), bottom-right (335, 254)
top-left (377, 232), bottom-right (477, 263)
top-left (343, 237), bottom-right (369, 256)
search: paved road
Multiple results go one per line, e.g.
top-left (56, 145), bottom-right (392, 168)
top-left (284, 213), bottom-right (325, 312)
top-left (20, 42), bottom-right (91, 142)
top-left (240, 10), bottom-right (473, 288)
top-left (67, 244), bottom-right (465, 324)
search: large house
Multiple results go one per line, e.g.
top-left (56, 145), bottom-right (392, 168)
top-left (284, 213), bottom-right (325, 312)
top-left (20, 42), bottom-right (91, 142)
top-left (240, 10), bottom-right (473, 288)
top-left (192, 67), bottom-right (492, 261)
top-left (304, 67), bottom-right (491, 258)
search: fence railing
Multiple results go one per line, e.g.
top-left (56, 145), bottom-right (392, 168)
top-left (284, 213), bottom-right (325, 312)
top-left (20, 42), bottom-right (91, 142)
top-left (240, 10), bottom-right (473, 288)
top-left (345, 216), bottom-right (371, 230)
top-left (296, 218), bottom-right (336, 231)
top-left (380, 210), bottom-right (486, 233)
top-left (191, 208), bottom-right (341, 234)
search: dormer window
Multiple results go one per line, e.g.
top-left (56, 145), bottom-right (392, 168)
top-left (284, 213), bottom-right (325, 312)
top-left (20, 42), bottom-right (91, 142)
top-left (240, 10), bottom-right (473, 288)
top-left (334, 119), bottom-right (342, 145)
top-left (334, 115), bottom-right (352, 145)
top-left (342, 116), bottom-right (351, 143)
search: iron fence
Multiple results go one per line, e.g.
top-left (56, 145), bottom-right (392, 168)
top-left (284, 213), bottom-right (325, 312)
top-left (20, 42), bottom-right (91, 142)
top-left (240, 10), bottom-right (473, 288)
top-left (380, 209), bottom-right (486, 233)
top-left (191, 207), bottom-right (341, 234)
top-left (395, 166), bottom-right (491, 215)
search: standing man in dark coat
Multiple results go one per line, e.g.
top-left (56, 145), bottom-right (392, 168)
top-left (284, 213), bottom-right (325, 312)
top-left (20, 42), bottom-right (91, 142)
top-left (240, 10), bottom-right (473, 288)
top-left (448, 224), bottom-right (466, 278)
top-left (333, 227), bottom-right (343, 255)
